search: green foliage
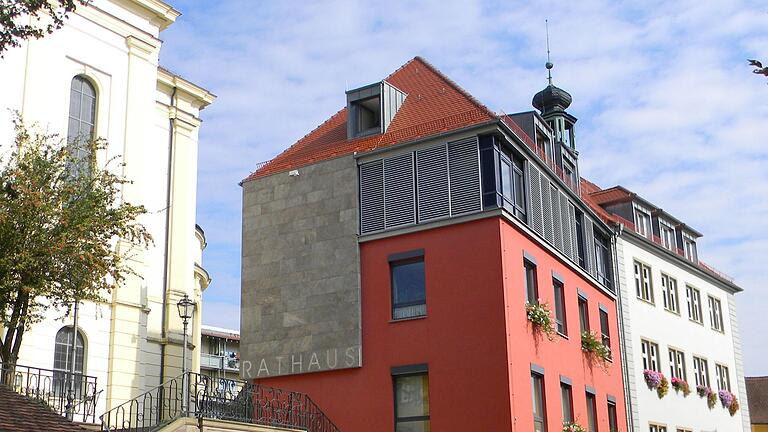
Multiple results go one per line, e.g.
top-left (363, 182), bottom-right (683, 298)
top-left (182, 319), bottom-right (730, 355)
top-left (525, 301), bottom-right (555, 340)
top-left (0, 115), bottom-right (151, 364)
top-left (657, 376), bottom-right (669, 398)
top-left (0, 0), bottom-right (89, 56)
top-left (707, 391), bottom-right (717, 409)
top-left (563, 422), bottom-right (587, 432)
top-left (580, 331), bottom-right (611, 366)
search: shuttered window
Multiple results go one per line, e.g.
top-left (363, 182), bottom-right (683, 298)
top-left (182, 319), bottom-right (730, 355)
top-left (561, 193), bottom-right (573, 259)
top-left (360, 160), bottom-right (385, 233)
top-left (359, 138), bottom-right (481, 234)
top-left (416, 145), bottom-right (449, 222)
top-left (541, 175), bottom-right (553, 243)
top-left (527, 166), bottom-right (544, 236)
top-left (448, 138), bottom-right (481, 215)
top-left (383, 153), bottom-right (416, 228)
top-left (550, 185), bottom-right (563, 251)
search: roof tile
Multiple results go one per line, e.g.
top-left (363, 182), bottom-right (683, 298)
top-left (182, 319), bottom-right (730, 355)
top-left (0, 385), bottom-right (87, 431)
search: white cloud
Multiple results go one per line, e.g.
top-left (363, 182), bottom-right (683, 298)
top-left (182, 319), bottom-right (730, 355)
top-left (161, 0), bottom-right (768, 374)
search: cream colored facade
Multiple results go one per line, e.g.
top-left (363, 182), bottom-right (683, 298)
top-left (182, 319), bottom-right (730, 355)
top-left (0, 0), bottom-right (214, 421)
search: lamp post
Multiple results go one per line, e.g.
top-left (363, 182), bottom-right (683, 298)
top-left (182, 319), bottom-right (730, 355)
top-left (176, 294), bottom-right (196, 413)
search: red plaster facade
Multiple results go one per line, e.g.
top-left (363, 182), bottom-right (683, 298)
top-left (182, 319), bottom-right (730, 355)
top-left (255, 216), bottom-right (626, 431)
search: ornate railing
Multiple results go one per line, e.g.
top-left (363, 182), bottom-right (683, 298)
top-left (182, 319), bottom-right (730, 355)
top-left (100, 372), bottom-right (340, 432)
top-left (0, 362), bottom-right (100, 423)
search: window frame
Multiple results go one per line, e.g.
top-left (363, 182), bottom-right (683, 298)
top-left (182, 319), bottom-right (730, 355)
top-left (389, 251), bottom-right (426, 321)
top-left (708, 295), bottom-right (724, 332)
top-left (633, 260), bottom-right (654, 304)
top-left (659, 219), bottom-right (677, 251)
top-left (599, 307), bottom-right (611, 356)
top-left (560, 381), bottom-right (574, 424)
top-left (67, 75), bottom-right (98, 176)
top-left (634, 205), bottom-right (652, 238)
top-left (52, 326), bottom-right (86, 396)
top-left (715, 363), bottom-right (731, 392)
top-left (685, 285), bottom-right (703, 324)
top-left (641, 338), bottom-right (660, 372)
top-left (553, 278), bottom-right (567, 336)
top-left (531, 372), bottom-right (547, 432)
top-left (692, 356), bottom-right (710, 388)
top-left (607, 399), bottom-right (618, 432)
top-left (668, 347), bottom-right (687, 381)
top-left (392, 365), bottom-right (430, 431)
top-left (585, 390), bottom-right (597, 432)
top-left (578, 294), bottom-right (590, 334)
top-left (660, 273), bottom-right (679, 314)
top-left (524, 258), bottom-right (539, 305)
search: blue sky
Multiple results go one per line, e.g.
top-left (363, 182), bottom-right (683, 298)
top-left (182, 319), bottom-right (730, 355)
top-left (158, 0), bottom-right (768, 375)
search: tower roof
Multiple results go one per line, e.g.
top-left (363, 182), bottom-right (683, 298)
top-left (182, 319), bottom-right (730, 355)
top-left (532, 83), bottom-right (572, 115)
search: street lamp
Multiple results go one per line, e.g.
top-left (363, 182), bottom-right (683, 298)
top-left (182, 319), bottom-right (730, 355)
top-left (176, 294), bottom-right (196, 412)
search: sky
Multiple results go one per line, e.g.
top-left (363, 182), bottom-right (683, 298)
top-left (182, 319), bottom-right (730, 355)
top-left (158, 0), bottom-right (768, 376)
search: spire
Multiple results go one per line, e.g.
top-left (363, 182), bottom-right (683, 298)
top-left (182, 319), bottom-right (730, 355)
top-left (546, 19), bottom-right (553, 86)
top-left (532, 19), bottom-right (572, 115)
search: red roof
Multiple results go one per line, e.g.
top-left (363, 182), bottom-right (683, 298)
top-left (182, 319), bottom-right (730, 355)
top-left (588, 186), bottom-right (634, 206)
top-left (579, 178), bottom-right (619, 225)
top-left (0, 385), bottom-right (87, 431)
top-left (747, 376), bottom-right (768, 424)
top-left (244, 56), bottom-right (497, 181)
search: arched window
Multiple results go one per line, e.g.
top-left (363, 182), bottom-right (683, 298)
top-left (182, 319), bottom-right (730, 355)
top-left (52, 326), bottom-right (85, 395)
top-left (67, 76), bottom-right (97, 173)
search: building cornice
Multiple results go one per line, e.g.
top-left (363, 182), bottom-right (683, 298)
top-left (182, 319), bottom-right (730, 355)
top-left (157, 67), bottom-right (216, 109)
top-left (115, 0), bottom-right (180, 30)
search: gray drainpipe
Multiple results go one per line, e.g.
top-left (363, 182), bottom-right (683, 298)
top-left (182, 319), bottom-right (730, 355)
top-left (611, 223), bottom-right (634, 432)
top-left (159, 86), bottom-right (178, 387)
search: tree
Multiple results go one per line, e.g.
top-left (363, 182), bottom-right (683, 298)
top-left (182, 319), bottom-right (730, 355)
top-left (0, 0), bottom-right (88, 56)
top-left (0, 115), bottom-right (152, 367)
top-left (749, 59), bottom-right (768, 82)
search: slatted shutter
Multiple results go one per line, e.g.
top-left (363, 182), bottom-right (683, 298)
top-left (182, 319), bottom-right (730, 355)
top-left (550, 185), bottom-right (563, 251)
top-left (527, 165), bottom-right (544, 236)
top-left (359, 160), bottom-right (384, 233)
top-left (568, 202), bottom-right (578, 261)
top-left (383, 153), bottom-right (415, 228)
top-left (448, 138), bottom-right (481, 215)
top-left (584, 217), bottom-right (596, 276)
top-left (541, 175), bottom-right (553, 243)
top-left (561, 193), bottom-right (573, 259)
top-left (416, 145), bottom-right (450, 222)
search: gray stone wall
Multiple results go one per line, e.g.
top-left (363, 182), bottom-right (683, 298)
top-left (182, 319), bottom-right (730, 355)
top-left (240, 155), bottom-right (361, 378)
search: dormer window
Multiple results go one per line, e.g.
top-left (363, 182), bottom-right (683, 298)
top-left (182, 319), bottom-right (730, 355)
top-left (683, 234), bottom-right (697, 262)
top-left (633, 205), bottom-right (652, 238)
top-left (659, 219), bottom-right (676, 251)
top-left (347, 81), bottom-right (406, 139)
top-left (354, 96), bottom-right (381, 136)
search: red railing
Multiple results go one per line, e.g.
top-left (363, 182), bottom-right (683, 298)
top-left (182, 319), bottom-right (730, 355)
top-left (498, 113), bottom-right (578, 192)
top-left (612, 214), bottom-right (735, 284)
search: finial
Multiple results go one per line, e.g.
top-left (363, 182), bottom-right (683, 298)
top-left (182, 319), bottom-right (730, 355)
top-left (545, 19), bottom-right (553, 85)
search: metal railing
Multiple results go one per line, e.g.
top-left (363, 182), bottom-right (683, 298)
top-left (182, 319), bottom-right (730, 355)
top-left (0, 362), bottom-right (100, 423)
top-left (100, 372), bottom-right (340, 432)
top-left (613, 214), bottom-right (735, 283)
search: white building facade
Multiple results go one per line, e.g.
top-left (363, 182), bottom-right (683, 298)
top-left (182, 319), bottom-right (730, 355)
top-left (587, 187), bottom-right (750, 432)
top-left (0, 0), bottom-right (213, 421)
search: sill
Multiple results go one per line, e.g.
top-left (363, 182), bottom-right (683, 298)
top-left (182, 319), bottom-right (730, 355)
top-left (710, 327), bottom-right (725, 334)
top-left (557, 332), bottom-right (569, 340)
top-left (663, 308), bottom-right (681, 317)
top-left (637, 298), bottom-right (656, 307)
top-left (689, 318), bottom-right (704, 326)
top-left (390, 315), bottom-right (427, 324)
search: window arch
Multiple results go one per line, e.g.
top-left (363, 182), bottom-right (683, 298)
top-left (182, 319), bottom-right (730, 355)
top-left (52, 326), bottom-right (86, 395)
top-left (67, 75), bottom-right (97, 173)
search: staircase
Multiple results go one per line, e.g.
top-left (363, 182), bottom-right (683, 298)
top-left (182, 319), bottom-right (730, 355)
top-left (99, 372), bottom-right (340, 432)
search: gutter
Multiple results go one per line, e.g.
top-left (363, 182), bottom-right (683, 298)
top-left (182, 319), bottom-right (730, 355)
top-left (159, 86), bottom-right (178, 386)
top-left (611, 224), bottom-right (635, 432)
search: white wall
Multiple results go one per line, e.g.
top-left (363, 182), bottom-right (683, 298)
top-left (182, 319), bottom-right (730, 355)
top-left (618, 235), bottom-right (747, 432)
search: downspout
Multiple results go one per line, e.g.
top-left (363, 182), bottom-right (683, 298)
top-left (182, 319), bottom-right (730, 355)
top-left (159, 86), bottom-right (178, 386)
top-left (611, 223), bottom-right (634, 432)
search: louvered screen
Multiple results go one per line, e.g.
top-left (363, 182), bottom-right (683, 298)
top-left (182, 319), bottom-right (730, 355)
top-left (416, 145), bottom-right (450, 222)
top-left (584, 217), bottom-right (596, 276)
top-left (448, 138), bottom-right (481, 216)
top-left (359, 160), bottom-right (385, 234)
top-left (568, 202), bottom-right (578, 261)
top-left (550, 185), bottom-right (563, 251)
top-left (527, 165), bottom-right (544, 236)
top-left (383, 153), bottom-right (416, 228)
top-left (561, 193), bottom-right (573, 259)
top-left (541, 175), bottom-right (553, 243)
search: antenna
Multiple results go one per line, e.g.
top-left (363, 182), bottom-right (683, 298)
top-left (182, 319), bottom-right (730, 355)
top-left (545, 19), bottom-right (553, 85)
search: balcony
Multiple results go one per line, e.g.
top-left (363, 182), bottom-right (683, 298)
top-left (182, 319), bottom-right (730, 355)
top-left (201, 353), bottom-right (240, 372)
top-left (0, 362), bottom-right (100, 424)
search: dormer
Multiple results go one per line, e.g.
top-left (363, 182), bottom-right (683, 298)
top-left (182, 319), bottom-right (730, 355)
top-left (346, 81), bottom-right (406, 139)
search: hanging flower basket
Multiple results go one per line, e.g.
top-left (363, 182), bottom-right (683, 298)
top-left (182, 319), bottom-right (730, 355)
top-left (644, 370), bottom-right (663, 389)
top-left (696, 385), bottom-right (711, 398)
top-left (581, 331), bottom-right (611, 366)
top-left (563, 422), bottom-right (587, 432)
top-left (719, 389), bottom-right (739, 415)
top-left (707, 391), bottom-right (717, 409)
top-left (671, 377), bottom-right (691, 396)
top-left (525, 301), bottom-right (555, 340)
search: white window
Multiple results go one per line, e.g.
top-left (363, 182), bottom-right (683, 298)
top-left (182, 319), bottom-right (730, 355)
top-left (634, 261), bottom-right (654, 303)
top-left (641, 339), bottom-right (660, 371)
top-left (668, 348), bottom-right (687, 381)
top-left (649, 424), bottom-right (668, 432)
top-left (53, 326), bottom-right (86, 396)
top-left (660, 273), bottom-right (679, 313)
top-left (708, 295), bottom-right (724, 332)
top-left (693, 356), bottom-right (710, 387)
top-left (634, 207), bottom-right (652, 238)
top-left (716, 364), bottom-right (731, 392)
top-left (683, 235), bottom-right (697, 261)
top-left (659, 221), bottom-right (676, 251)
top-left (686, 285), bottom-right (702, 323)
